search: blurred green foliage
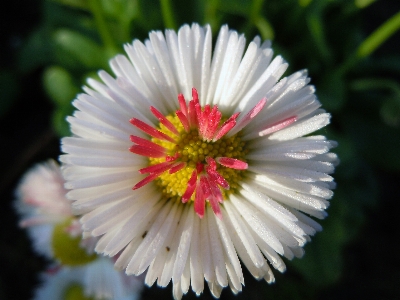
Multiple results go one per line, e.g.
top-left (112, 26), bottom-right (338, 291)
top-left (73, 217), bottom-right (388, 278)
top-left (2, 0), bottom-right (400, 299)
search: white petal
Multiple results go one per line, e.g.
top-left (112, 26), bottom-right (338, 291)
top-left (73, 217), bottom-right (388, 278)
top-left (200, 212), bottom-right (215, 283)
top-left (230, 194), bottom-right (284, 255)
top-left (215, 210), bottom-right (244, 288)
top-left (172, 206), bottom-right (194, 283)
top-left (189, 212), bottom-right (204, 295)
top-left (207, 208), bottom-right (228, 287)
top-left (126, 200), bottom-right (175, 275)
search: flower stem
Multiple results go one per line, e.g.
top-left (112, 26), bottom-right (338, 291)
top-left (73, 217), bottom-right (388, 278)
top-left (337, 10), bottom-right (400, 75)
top-left (88, 0), bottom-right (118, 55)
top-left (357, 10), bottom-right (400, 58)
top-left (204, 0), bottom-right (219, 32)
top-left (160, 0), bottom-right (177, 30)
top-left (250, 0), bottom-right (274, 40)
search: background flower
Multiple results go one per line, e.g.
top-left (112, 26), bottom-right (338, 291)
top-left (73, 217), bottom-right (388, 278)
top-left (14, 160), bottom-right (144, 300)
top-left (1, 0), bottom-right (400, 299)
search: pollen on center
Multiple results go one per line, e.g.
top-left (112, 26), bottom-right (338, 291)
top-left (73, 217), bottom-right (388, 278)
top-left (149, 114), bottom-right (248, 201)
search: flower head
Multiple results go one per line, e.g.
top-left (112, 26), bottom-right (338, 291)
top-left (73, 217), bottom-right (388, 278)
top-left (61, 23), bottom-right (338, 299)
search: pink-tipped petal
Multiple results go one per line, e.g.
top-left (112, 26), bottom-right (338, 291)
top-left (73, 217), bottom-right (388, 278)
top-left (209, 194), bottom-right (222, 219)
top-left (133, 173), bottom-right (160, 190)
top-left (169, 162), bottom-right (186, 174)
top-left (206, 166), bottom-right (230, 190)
top-left (200, 176), bottom-right (211, 199)
top-left (205, 106), bottom-right (220, 140)
top-left (150, 106), bottom-right (179, 135)
top-left (176, 110), bottom-right (190, 132)
top-left (138, 161), bottom-right (174, 174)
top-left (212, 112), bottom-right (240, 141)
top-left (229, 98), bottom-right (267, 136)
top-left (130, 118), bottom-right (176, 143)
top-left (182, 169), bottom-right (197, 203)
top-left (188, 100), bottom-right (198, 128)
top-left (216, 157), bottom-right (248, 170)
top-left (196, 162), bottom-right (204, 174)
top-left (194, 180), bottom-right (205, 218)
top-left (205, 157), bottom-right (217, 170)
top-left (208, 178), bottom-right (223, 204)
top-left (129, 145), bottom-right (166, 158)
top-left (130, 135), bottom-right (167, 153)
top-left (201, 105), bottom-right (211, 137)
top-left (259, 116), bottom-right (297, 136)
top-left (178, 94), bottom-right (188, 117)
top-left (195, 103), bottom-right (205, 137)
top-left (192, 88), bottom-right (199, 104)
top-left (203, 177), bottom-right (223, 219)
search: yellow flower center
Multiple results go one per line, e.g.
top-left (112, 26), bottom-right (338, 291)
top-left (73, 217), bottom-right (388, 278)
top-left (64, 284), bottom-right (94, 300)
top-left (129, 88), bottom-right (264, 218)
top-left (149, 114), bottom-right (248, 201)
top-left (52, 218), bottom-right (97, 266)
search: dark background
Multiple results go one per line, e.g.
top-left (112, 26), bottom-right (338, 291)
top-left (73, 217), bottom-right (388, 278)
top-left (1, 0), bottom-right (400, 299)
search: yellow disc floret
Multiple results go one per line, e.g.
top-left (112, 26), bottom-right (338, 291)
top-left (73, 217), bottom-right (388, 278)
top-left (52, 218), bottom-right (97, 266)
top-left (149, 114), bottom-right (248, 200)
top-left (64, 284), bottom-right (94, 300)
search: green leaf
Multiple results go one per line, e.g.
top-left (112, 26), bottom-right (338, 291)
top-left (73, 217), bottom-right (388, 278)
top-left (202, 0), bottom-right (220, 30)
top-left (160, 0), bottom-right (178, 30)
top-left (357, 10), bottom-right (400, 58)
top-left (99, 0), bottom-right (139, 42)
top-left (49, 0), bottom-right (90, 10)
top-left (354, 0), bottom-right (376, 9)
top-left (299, 0), bottom-right (312, 7)
top-left (88, 0), bottom-right (120, 54)
top-left (254, 16), bottom-right (274, 40)
top-left (53, 29), bottom-right (108, 69)
top-left (43, 66), bottom-right (79, 107)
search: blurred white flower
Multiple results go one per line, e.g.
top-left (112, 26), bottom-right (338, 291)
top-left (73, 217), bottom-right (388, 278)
top-left (15, 160), bottom-right (143, 299)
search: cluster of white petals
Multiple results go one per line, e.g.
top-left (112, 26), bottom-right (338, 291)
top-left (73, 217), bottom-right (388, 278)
top-left (60, 23), bottom-right (338, 299)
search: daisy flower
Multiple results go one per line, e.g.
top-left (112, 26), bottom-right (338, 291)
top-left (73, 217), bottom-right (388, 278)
top-left (60, 23), bottom-right (338, 299)
top-left (15, 160), bottom-right (143, 299)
